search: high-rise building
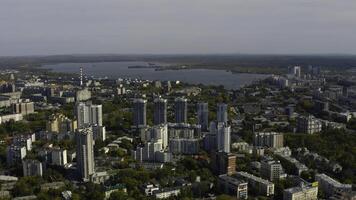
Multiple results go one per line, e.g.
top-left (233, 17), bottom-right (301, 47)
top-left (75, 102), bottom-right (103, 128)
top-left (133, 99), bottom-right (147, 127)
top-left (174, 97), bottom-right (188, 123)
top-left (283, 184), bottom-right (318, 200)
top-left (12, 100), bottom-right (35, 115)
top-left (90, 104), bottom-right (102, 126)
top-left (169, 138), bottom-right (200, 155)
top-left (22, 159), bottom-right (43, 177)
top-left (75, 128), bottom-right (95, 181)
top-left (154, 98), bottom-right (167, 125)
top-left (211, 151), bottom-right (236, 175)
top-left (210, 122), bottom-right (231, 153)
top-left (289, 66), bottom-right (301, 78)
top-left (254, 132), bottom-right (284, 149)
top-left (217, 103), bottom-right (228, 123)
top-left (197, 102), bottom-right (209, 131)
top-left (51, 148), bottom-right (68, 166)
top-left (6, 145), bottom-right (27, 166)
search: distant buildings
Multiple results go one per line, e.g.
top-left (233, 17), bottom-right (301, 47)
top-left (133, 98), bottom-right (147, 127)
top-left (75, 127), bottom-right (95, 181)
top-left (254, 132), bottom-right (284, 149)
top-left (174, 97), bottom-right (188, 123)
top-left (154, 98), bottom-right (167, 125)
top-left (289, 66), bottom-right (301, 78)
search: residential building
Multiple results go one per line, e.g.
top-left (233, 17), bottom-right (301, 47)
top-left (46, 113), bottom-right (77, 133)
top-left (12, 99), bottom-right (35, 115)
top-left (22, 159), bottom-right (43, 177)
top-left (235, 171), bottom-right (275, 197)
top-left (51, 148), bottom-right (67, 166)
top-left (283, 183), bottom-right (318, 200)
top-left (154, 187), bottom-right (181, 199)
top-left (169, 138), bottom-right (199, 155)
top-left (197, 102), bottom-right (209, 130)
top-left (174, 97), bottom-right (188, 123)
top-left (75, 127), bottom-right (95, 181)
top-left (254, 132), bottom-right (284, 149)
top-left (75, 102), bottom-right (103, 128)
top-left (154, 97), bottom-right (167, 125)
top-left (315, 173), bottom-right (352, 198)
top-left (133, 98), bottom-right (147, 127)
top-left (260, 157), bottom-right (286, 181)
top-left (217, 103), bottom-right (228, 123)
top-left (218, 174), bottom-right (248, 199)
top-left (6, 145), bottom-right (27, 166)
top-left (296, 115), bottom-right (322, 134)
top-left (211, 122), bottom-right (231, 153)
top-left (211, 152), bottom-right (236, 175)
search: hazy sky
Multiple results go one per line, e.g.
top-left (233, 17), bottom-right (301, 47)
top-left (1, 0), bottom-right (356, 56)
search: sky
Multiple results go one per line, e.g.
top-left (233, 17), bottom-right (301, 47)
top-left (1, 0), bottom-right (356, 56)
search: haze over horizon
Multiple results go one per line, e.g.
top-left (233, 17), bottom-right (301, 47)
top-left (1, 0), bottom-right (356, 56)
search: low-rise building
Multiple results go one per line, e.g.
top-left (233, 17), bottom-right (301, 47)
top-left (235, 171), bottom-right (274, 197)
top-left (315, 173), bottom-right (352, 198)
top-left (218, 174), bottom-right (248, 199)
top-left (154, 187), bottom-right (181, 199)
top-left (283, 183), bottom-right (318, 200)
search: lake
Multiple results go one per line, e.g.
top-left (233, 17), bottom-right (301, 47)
top-left (43, 61), bottom-right (269, 89)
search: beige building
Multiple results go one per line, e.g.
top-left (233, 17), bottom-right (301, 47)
top-left (46, 113), bottom-right (77, 133)
top-left (283, 184), bottom-right (318, 200)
